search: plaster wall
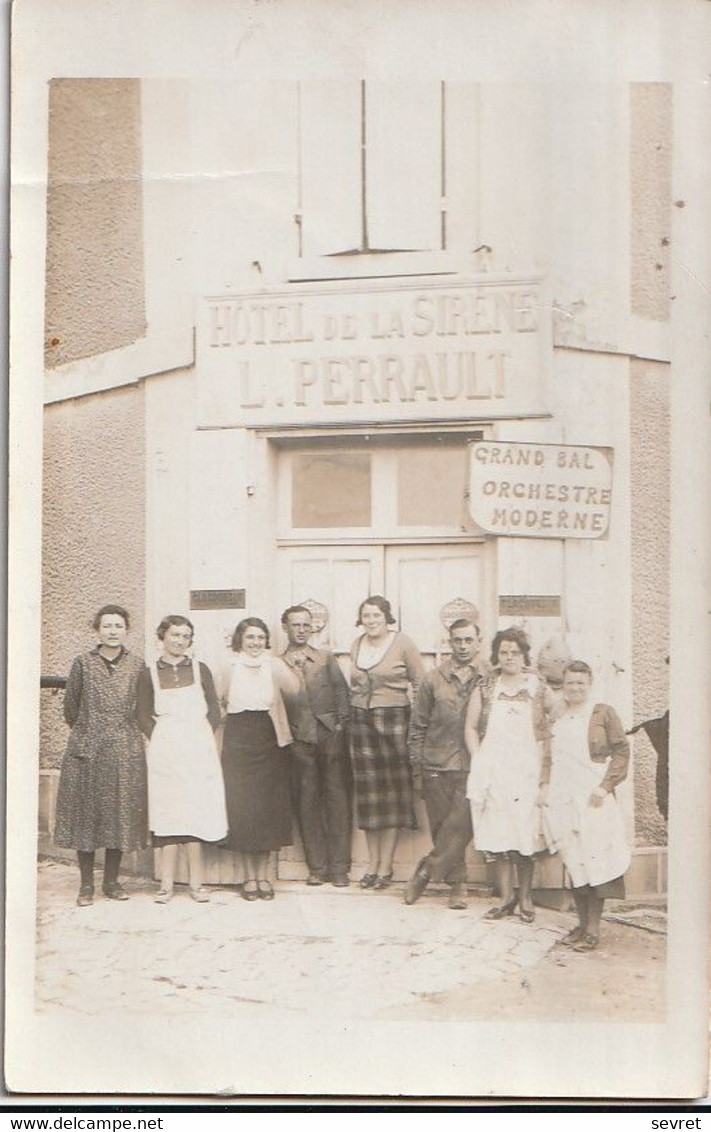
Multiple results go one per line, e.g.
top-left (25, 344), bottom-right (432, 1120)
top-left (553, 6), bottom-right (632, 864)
top-left (629, 359), bottom-right (670, 845)
top-left (630, 83), bottom-right (672, 322)
top-left (44, 79), bottom-right (146, 368)
top-left (41, 385), bottom-right (146, 770)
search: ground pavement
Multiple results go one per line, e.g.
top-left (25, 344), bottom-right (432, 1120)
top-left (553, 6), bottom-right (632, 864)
top-left (35, 859), bottom-right (666, 1023)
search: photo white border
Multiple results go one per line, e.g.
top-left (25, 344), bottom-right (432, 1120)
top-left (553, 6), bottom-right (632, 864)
top-left (6, 0), bottom-right (710, 1099)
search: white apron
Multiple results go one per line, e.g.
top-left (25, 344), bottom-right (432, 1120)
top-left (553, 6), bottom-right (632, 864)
top-left (147, 661), bottom-right (228, 841)
top-left (544, 704), bottom-right (630, 888)
top-left (467, 677), bottom-right (544, 856)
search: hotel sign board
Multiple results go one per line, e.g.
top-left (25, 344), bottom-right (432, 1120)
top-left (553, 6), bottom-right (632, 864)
top-left (197, 276), bottom-right (547, 426)
top-left (469, 441), bottom-right (613, 539)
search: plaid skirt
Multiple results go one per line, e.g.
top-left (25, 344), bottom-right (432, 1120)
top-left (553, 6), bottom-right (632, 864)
top-left (349, 706), bottom-right (416, 831)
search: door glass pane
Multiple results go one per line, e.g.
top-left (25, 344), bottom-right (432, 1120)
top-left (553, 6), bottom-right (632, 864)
top-left (292, 452), bottom-right (371, 528)
top-left (397, 446), bottom-right (467, 527)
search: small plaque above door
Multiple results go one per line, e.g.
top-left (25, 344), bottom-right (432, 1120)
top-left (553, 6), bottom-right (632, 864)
top-left (499, 595), bottom-right (561, 618)
top-left (190, 589), bottom-right (246, 611)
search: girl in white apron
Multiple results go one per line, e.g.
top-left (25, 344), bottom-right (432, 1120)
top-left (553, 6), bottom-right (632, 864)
top-left (543, 660), bottom-right (631, 951)
top-left (137, 615), bottom-right (227, 902)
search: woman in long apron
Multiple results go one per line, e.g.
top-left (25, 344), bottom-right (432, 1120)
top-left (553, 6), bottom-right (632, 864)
top-left (137, 615), bottom-right (227, 902)
top-left (542, 660), bottom-right (631, 951)
top-left (465, 627), bottom-right (552, 923)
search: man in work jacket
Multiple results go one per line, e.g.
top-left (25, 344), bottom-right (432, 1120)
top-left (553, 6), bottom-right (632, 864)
top-left (405, 618), bottom-right (483, 910)
top-left (280, 605), bottom-right (352, 886)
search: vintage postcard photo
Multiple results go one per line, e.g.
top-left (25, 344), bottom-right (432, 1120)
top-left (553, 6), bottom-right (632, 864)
top-left (6, 0), bottom-right (710, 1101)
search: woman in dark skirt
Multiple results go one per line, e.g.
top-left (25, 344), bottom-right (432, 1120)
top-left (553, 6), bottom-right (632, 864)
top-left (54, 604), bottom-right (148, 906)
top-left (348, 596), bottom-right (424, 890)
top-left (220, 617), bottom-right (299, 900)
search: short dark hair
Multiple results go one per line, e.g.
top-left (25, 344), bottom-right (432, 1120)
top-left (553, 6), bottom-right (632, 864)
top-left (564, 660), bottom-right (593, 680)
top-left (449, 618), bottom-right (481, 637)
top-left (156, 614), bottom-right (194, 642)
top-left (281, 605), bottom-right (312, 627)
top-left (356, 595), bottom-right (396, 627)
top-left (92, 604), bottom-right (130, 631)
top-left (231, 617), bottom-right (271, 652)
top-left (491, 627), bottom-right (531, 668)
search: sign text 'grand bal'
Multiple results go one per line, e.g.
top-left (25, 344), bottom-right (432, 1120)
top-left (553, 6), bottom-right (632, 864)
top-left (197, 276), bottom-right (547, 426)
top-left (469, 441), bottom-right (613, 539)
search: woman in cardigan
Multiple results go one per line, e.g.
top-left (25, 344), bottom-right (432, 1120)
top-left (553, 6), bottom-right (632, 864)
top-left (543, 660), bottom-right (631, 951)
top-left (348, 596), bottom-right (424, 890)
top-left (54, 604), bottom-right (148, 906)
top-left (137, 614), bottom-right (227, 903)
top-left (465, 627), bottom-right (552, 923)
top-left (220, 617), bottom-right (299, 901)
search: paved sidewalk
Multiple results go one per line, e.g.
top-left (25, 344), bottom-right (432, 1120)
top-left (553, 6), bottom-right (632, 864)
top-left (35, 859), bottom-right (665, 1023)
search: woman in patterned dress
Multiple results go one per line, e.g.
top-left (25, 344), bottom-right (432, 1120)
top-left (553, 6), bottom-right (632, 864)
top-left (54, 605), bottom-right (148, 906)
top-left (464, 627), bottom-right (552, 923)
top-left (348, 596), bottom-right (424, 890)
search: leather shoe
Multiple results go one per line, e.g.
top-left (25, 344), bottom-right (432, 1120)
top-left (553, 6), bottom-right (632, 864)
top-left (331, 873), bottom-right (350, 887)
top-left (404, 865), bottom-right (430, 905)
top-left (102, 881), bottom-right (129, 901)
top-left (448, 882), bottom-right (468, 910)
top-left (257, 880), bottom-right (275, 901)
top-left (574, 932), bottom-right (599, 952)
top-left (76, 885), bottom-right (94, 907)
top-left (306, 873), bottom-right (325, 886)
top-left (560, 926), bottom-right (586, 947)
top-left (483, 896), bottom-right (518, 920)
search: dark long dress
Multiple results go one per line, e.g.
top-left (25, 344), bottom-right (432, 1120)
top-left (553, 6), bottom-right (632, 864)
top-left (54, 648), bottom-right (148, 853)
top-left (221, 712), bottom-right (293, 852)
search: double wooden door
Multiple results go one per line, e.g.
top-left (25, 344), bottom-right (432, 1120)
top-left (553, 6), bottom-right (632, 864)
top-left (276, 541), bottom-right (490, 882)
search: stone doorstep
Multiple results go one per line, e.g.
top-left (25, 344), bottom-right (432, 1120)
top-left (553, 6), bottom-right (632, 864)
top-left (38, 863), bottom-right (666, 933)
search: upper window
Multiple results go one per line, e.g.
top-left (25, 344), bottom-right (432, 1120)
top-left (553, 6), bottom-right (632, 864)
top-left (298, 82), bottom-right (445, 257)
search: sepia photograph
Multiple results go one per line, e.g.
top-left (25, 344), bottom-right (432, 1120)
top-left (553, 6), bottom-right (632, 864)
top-left (7, 0), bottom-right (710, 1102)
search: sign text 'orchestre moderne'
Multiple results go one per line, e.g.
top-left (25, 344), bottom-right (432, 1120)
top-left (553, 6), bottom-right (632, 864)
top-left (468, 442), bottom-right (614, 540)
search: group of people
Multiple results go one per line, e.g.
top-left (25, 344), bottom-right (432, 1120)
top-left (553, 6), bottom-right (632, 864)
top-left (54, 597), bottom-right (631, 951)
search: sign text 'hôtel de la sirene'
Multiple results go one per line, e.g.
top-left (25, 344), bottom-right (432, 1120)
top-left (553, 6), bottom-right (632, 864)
top-left (197, 277), bottom-right (546, 426)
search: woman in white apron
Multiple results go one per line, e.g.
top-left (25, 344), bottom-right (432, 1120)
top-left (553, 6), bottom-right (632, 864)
top-left (465, 628), bottom-right (552, 923)
top-left (543, 660), bottom-right (631, 951)
top-left (137, 615), bottom-right (227, 902)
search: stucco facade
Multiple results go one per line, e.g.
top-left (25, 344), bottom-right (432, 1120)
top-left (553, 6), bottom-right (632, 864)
top-left (44, 79), bottom-right (146, 368)
top-left (41, 383), bottom-right (147, 766)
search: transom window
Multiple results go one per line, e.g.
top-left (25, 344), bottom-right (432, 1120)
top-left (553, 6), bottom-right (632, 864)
top-left (279, 439), bottom-right (475, 539)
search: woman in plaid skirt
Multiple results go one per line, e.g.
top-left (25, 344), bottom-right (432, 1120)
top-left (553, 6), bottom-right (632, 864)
top-left (348, 596), bottom-right (424, 889)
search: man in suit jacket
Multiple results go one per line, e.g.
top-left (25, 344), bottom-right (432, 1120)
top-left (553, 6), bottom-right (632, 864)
top-left (280, 605), bottom-right (352, 886)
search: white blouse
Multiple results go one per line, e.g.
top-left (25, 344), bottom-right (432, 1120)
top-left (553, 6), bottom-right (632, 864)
top-left (226, 654), bottom-right (275, 713)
